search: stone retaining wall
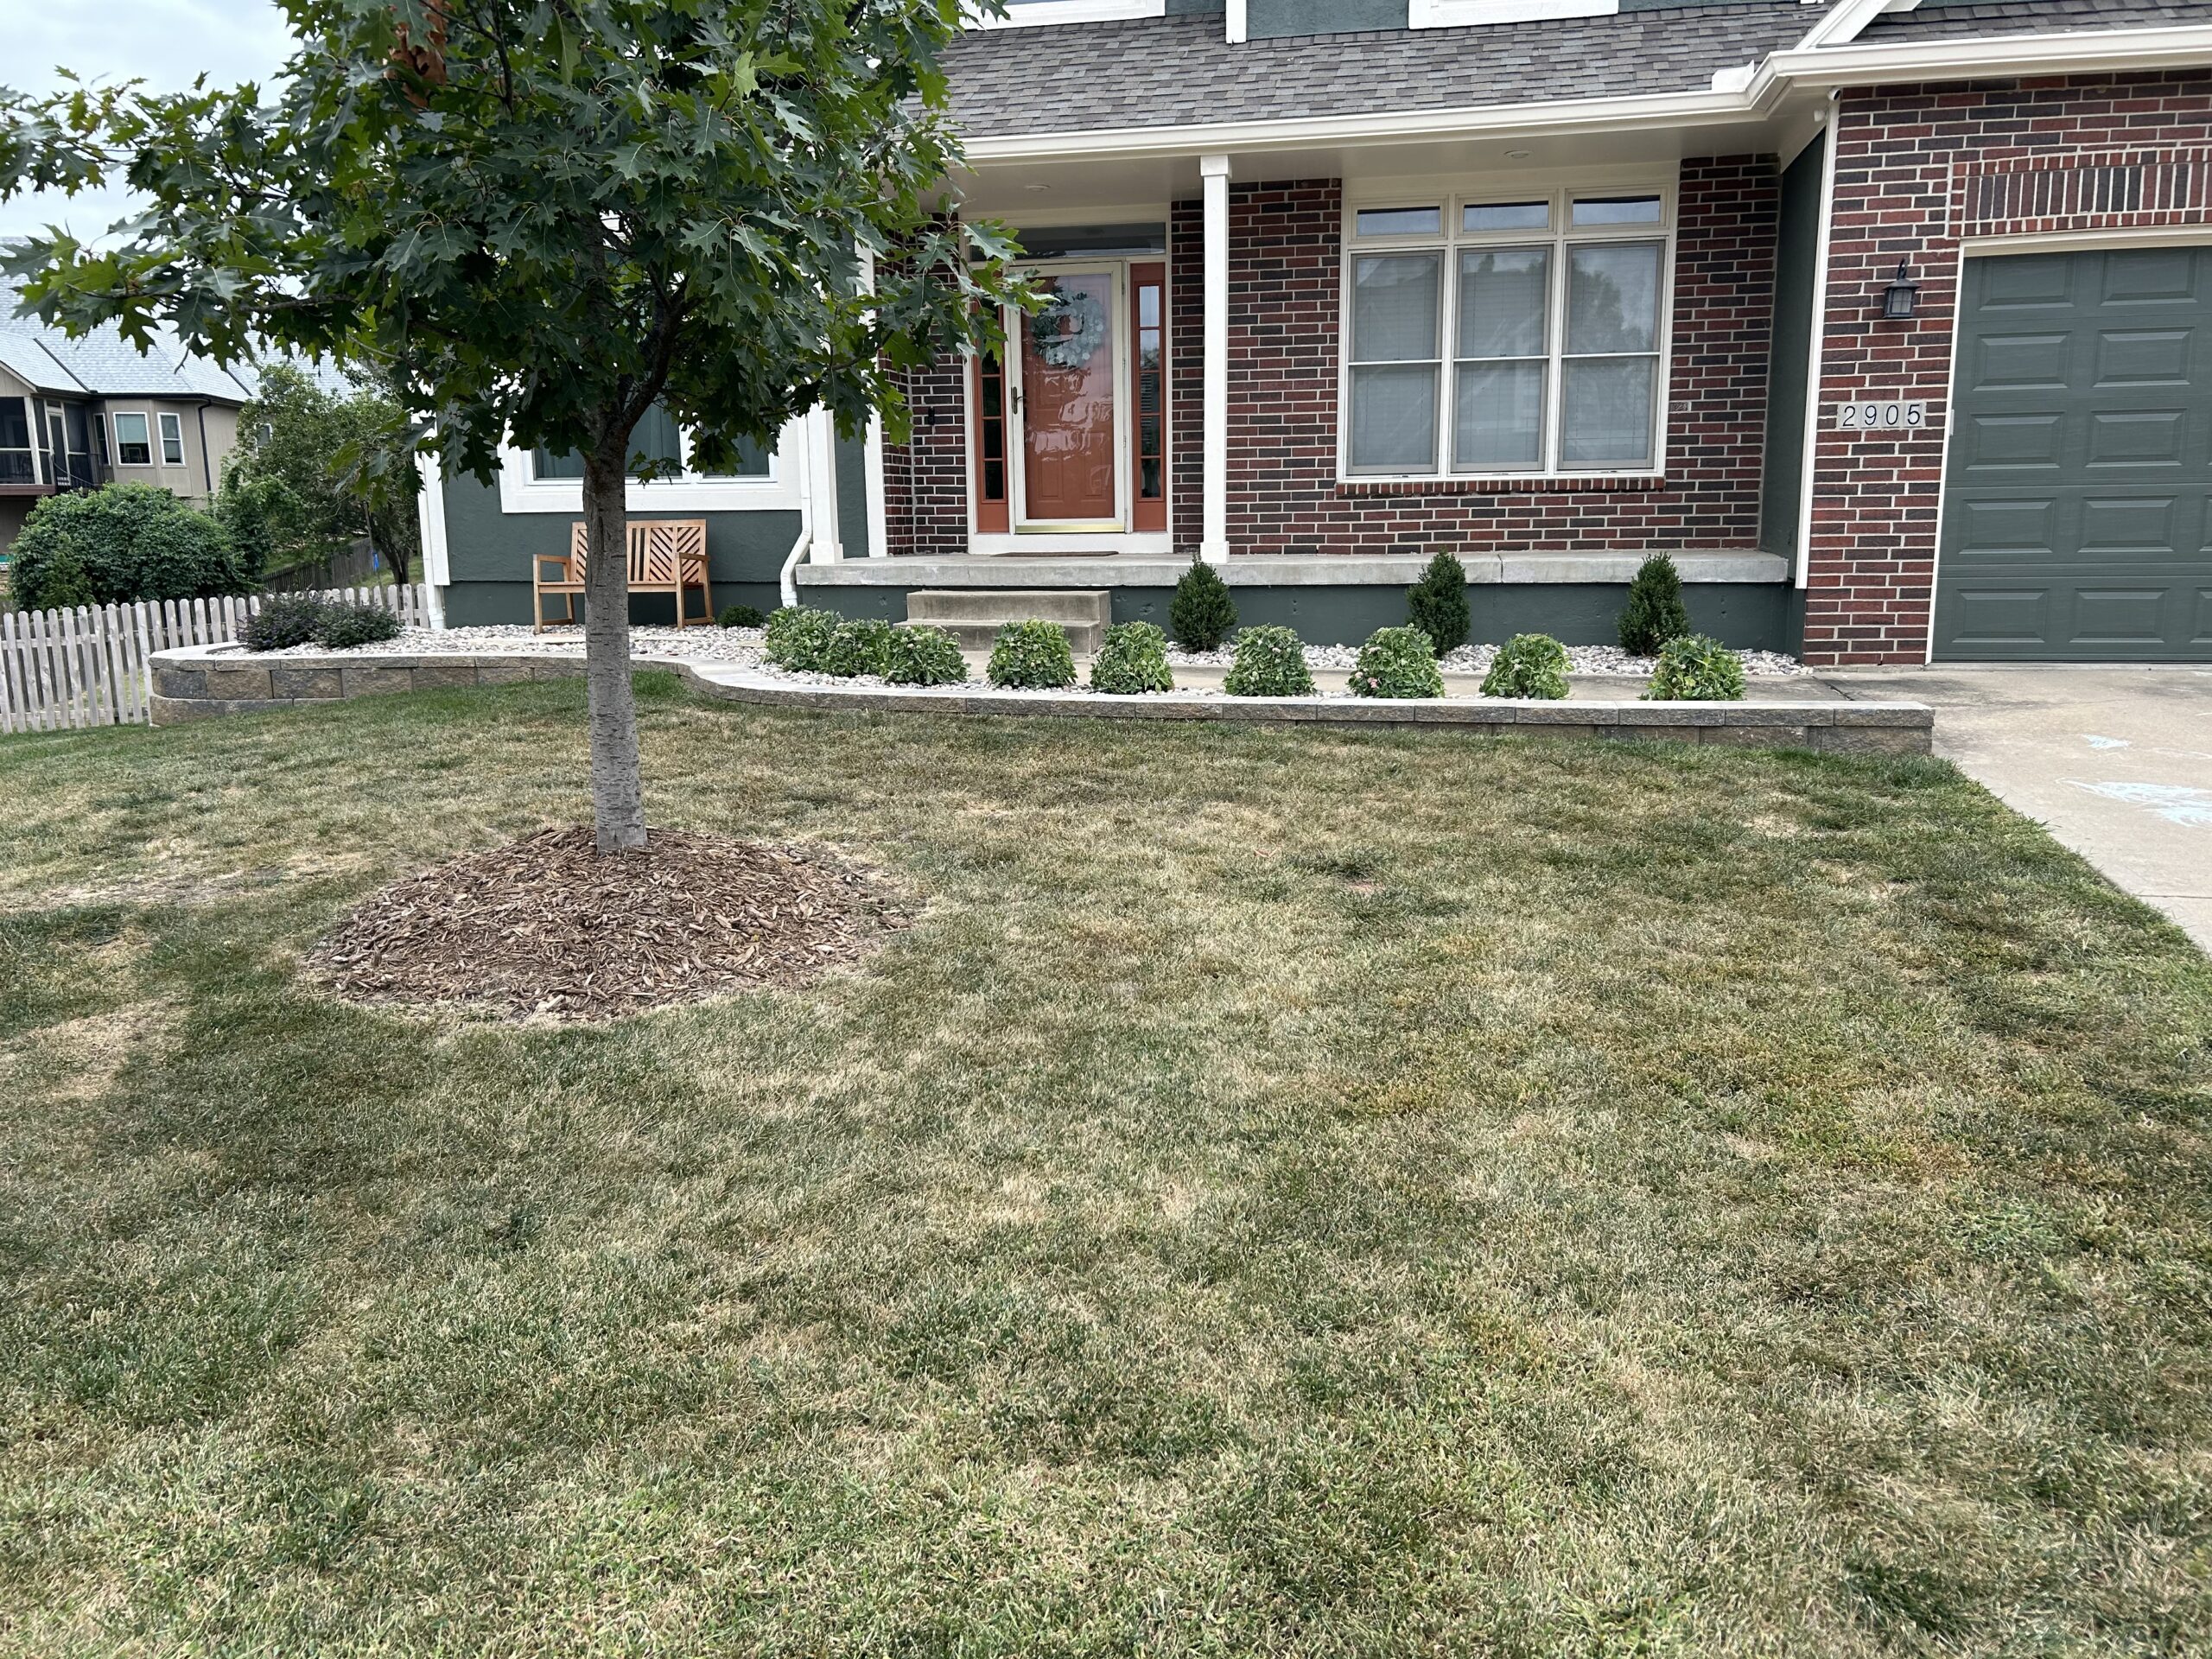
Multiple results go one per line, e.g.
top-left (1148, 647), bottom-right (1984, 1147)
top-left (147, 645), bottom-right (1934, 753)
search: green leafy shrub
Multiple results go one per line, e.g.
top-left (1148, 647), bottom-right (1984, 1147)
top-left (315, 601), bottom-right (403, 649)
top-left (822, 617), bottom-right (897, 677)
top-left (1479, 632), bottom-right (1570, 699)
top-left (11, 484), bottom-right (249, 611)
top-left (1618, 554), bottom-right (1692, 656)
top-left (1645, 633), bottom-right (1746, 702)
top-left (718, 603), bottom-right (766, 629)
top-left (1406, 550), bottom-right (1471, 655)
top-left (1224, 626), bottom-right (1315, 696)
top-left (987, 619), bottom-right (1077, 689)
top-left (1089, 620), bottom-right (1173, 694)
top-left (1348, 625), bottom-right (1444, 699)
top-left (883, 624), bottom-right (969, 686)
top-left (239, 594), bottom-right (329, 651)
top-left (763, 606), bottom-right (841, 671)
top-left (1169, 558), bottom-right (1237, 650)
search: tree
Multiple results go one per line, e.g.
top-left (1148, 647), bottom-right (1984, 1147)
top-left (221, 364), bottom-right (423, 587)
top-left (1, 0), bottom-right (1020, 851)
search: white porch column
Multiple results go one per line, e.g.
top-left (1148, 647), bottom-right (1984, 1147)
top-left (1199, 152), bottom-right (1233, 565)
top-left (804, 406), bottom-right (842, 563)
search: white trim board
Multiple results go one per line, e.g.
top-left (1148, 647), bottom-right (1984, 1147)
top-left (493, 419), bottom-right (804, 515)
top-left (965, 0), bottom-right (1163, 28)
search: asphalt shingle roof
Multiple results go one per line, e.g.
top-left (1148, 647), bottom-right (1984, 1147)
top-left (1860, 0), bottom-right (2212, 39)
top-left (941, 2), bottom-right (1818, 137)
top-left (0, 284), bottom-right (254, 404)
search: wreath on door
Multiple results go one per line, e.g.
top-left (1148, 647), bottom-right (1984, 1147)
top-left (1029, 286), bottom-right (1109, 371)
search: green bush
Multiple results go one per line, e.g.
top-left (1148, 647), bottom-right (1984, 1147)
top-left (883, 624), bottom-right (969, 686)
top-left (1618, 554), bottom-right (1692, 656)
top-left (1406, 550), bottom-right (1471, 655)
top-left (763, 606), bottom-right (841, 671)
top-left (718, 603), bottom-right (766, 629)
top-left (315, 601), bottom-right (403, 649)
top-left (1479, 632), bottom-right (1570, 700)
top-left (1169, 558), bottom-right (1237, 650)
top-left (1224, 626), bottom-right (1315, 696)
top-left (11, 484), bottom-right (249, 612)
top-left (1347, 625), bottom-right (1444, 699)
top-left (239, 594), bottom-right (330, 652)
top-left (987, 619), bottom-right (1077, 689)
top-left (1089, 620), bottom-right (1173, 695)
top-left (1645, 633), bottom-right (1746, 702)
top-left (822, 618), bottom-right (897, 677)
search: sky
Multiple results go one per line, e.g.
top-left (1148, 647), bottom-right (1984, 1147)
top-left (0, 0), bottom-right (295, 245)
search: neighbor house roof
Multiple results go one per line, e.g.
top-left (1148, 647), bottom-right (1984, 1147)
top-left (0, 285), bottom-right (255, 405)
top-left (939, 1), bottom-right (1819, 137)
top-left (1860, 0), bottom-right (2212, 41)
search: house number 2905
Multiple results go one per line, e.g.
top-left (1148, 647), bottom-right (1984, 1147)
top-left (1834, 399), bottom-right (1930, 431)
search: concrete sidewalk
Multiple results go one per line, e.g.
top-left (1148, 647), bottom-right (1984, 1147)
top-left (1824, 665), bottom-right (2212, 952)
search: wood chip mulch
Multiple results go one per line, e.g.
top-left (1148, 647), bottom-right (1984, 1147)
top-left (306, 826), bottom-right (906, 1021)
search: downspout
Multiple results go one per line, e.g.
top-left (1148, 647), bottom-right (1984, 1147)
top-left (1793, 90), bottom-right (1842, 591)
top-left (196, 403), bottom-right (213, 497)
top-left (778, 417), bottom-right (815, 607)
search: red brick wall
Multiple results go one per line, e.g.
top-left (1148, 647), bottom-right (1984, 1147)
top-left (1161, 161), bottom-right (1778, 558)
top-left (1805, 72), bottom-right (2212, 665)
top-left (881, 359), bottom-right (970, 556)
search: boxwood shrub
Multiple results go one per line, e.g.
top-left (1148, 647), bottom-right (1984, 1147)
top-left (1618, 553), bottom-right (1693, 656)
top-left (315, 601), bottom-right (403, 649)
top-left (763, 606), bottom-right (841, 671)
top-left (1089, 620), bottom-right (1173, 694)
top-left (822, 617), bottom-right (897, 677)
top-left (718, 603), bottom-right (766, 629)
top-left (239, 594), bottom-right (330, 652)
top-left (884, 624), bottom-right (969, 686)
top-left (1168, 557), bottom-right (1237, 650)
top-left (1479, 632), bottom-right (1570, 700)
top-left (1645, 632), bottom-right (1746, 702)
top-left (1348, 625), bottom-right (1444, 699)
top-left (1224, 626), bottom-right (1314, 696)
top-left (987, 619), bottom-right (1077, 689)
top-left (1406, 550), bottom-right (1471, 655)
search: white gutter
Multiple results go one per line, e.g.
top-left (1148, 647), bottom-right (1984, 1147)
top-left (957, 25), bottom-right (2212, 165)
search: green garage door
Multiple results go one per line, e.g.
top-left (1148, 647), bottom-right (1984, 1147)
top-left (1936, 245), bottom-right (2212, 661)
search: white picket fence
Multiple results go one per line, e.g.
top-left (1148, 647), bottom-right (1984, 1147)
top-left (0, 583), bottom-right (433, 735)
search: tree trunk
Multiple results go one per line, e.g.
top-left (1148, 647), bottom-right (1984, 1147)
top-left (582, 453), bottom-right (646, 853)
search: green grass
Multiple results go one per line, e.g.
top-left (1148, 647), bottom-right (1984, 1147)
top-left (2, 674), bottom-right (2209, 1656)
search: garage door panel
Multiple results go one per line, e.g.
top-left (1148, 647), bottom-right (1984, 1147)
top-left (1937, 246), bottom-right (2212, 661)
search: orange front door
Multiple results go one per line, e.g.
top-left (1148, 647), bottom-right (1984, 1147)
top-left (1018, 270), bottom-right (1119, 524)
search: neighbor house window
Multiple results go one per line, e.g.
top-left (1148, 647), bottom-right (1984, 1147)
top-left (531, 403), bottom-right (769, 482)
top-left (111, 410), bottom-right (152, 466)
top-left (1344, 188), bottom-right (1670, 477)
top-left (158, 412), bottom-right (185, 466)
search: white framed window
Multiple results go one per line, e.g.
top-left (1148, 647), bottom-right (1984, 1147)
top-left (1341, 184), bottom-right (1674, 481)
top-left (158, 412), bottom-right (185, 466)
top-left (111, 410), bottom-right (152, 466)
top-left (965, 0), bottom-right (1165, 28)
top-left (1408, 0), bottom-right (1617, 27)
top-left (497, 404), bottom-right (800, 514)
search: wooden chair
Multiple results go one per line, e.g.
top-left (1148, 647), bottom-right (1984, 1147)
top-left (535, 519), bottom-right (713, 632)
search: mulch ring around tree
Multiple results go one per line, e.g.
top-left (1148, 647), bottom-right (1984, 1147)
top-left (307, 825), bottom-right (907, 1021)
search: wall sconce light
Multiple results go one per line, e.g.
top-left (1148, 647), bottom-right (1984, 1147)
top-left (1881, 258), bottom-right (1921, 320)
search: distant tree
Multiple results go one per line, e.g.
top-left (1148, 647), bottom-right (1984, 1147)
top-left (1, 0), bottom-right (1022, 852)
top-left (221, 363), bottom-right (421, 586)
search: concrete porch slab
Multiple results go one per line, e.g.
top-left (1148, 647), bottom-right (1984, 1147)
top-left (797, 551), bottom-right (1790, 588)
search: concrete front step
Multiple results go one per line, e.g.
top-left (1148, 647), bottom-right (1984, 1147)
top-left (906, 588), bottom-right (1111, 626)
top-left (934, 619), bottom-right (1106, 654)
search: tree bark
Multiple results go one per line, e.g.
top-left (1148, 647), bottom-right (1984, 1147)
top-left (582, 452), bottom-right (646, 853)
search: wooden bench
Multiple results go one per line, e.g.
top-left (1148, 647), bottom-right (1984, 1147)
top-left (534, 519), bottom-right (713, 632)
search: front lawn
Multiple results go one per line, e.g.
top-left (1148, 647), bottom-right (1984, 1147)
top-left (3, 677), bottom-right (2208, 1656)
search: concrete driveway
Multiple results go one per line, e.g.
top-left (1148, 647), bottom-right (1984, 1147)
top-left (1826, 665), bottom-right (2212, 952)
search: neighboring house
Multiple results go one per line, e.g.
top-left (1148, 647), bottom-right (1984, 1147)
top-left (0, 286), bottom-right (255, 551)
top-left (421, 0), bottom-right (2212, 665)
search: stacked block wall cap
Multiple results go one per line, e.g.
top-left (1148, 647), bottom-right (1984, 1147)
top-left (144, 644), bottom-right (1932, 753)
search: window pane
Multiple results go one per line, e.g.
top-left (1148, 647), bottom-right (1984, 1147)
top-left (532, 447), bottom-right (585, 480)
top-left (0, 400), bottom-right (29, 448)
top-left (1355, 207), bottom-right (1442, 238)
top-left (1349, 363), bottom-right (1439, 474)
top-left (113, 412), bottom-right (149, 463)
top-left (1463, 200), bottom-right (1550, 233)
top-left (1457, 247), bottom-right (1548, 359)
top-left (160, 414), bottom-right (184, 464)
top-left (1562, 357), bottom-right (1656, 467)
top-left (692, 435), bottom-right (772, 478)
top-left (1567, 243), bottom-right (1662, 355)
top-left (1351, 253), bottom-right (1440, 363)
top-left (1454, 361), bottom-right (1545, 470)
top-left (1572, 195), bottom-right (1662, 227)
top-left (627, 404), bottom-right (684, 477)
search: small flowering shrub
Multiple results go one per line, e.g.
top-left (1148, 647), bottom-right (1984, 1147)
top-left (1224, 626), bottom-right (1314, 696)
top-left (1348, 626), bottom-right (1444, 699)
top-left (1089, 620), bottom-right (1173, 695)
top-left (315, 601), bottom-right (403, 649)
top-left (718, 603), bottom-right (766, 629)
top-left (822, 618), bottom-right (897, 677)
top-left (884, 624), bottom-right (969, 686)
top-left (1479, 632), bottom-right (1569, 700)
top-left (987, 619), bottom-right (1077, 689)
top-left (238, 594), bottom-right (329, 652)
top-left (1645, 632), bottom-right (1746, 702)
top-left (763, 606), bottom-right (841, 671)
